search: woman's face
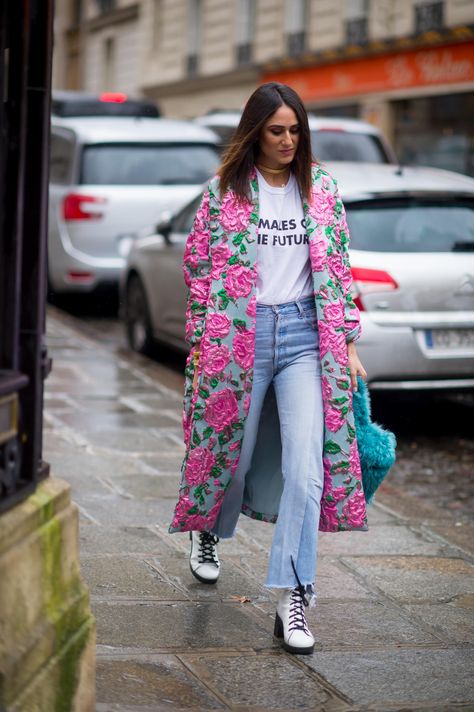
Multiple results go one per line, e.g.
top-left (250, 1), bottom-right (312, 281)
top-left (258, 103), bottom-right (300, 169)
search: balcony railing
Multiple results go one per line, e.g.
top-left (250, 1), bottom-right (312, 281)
top-left (95, 0), bottom-right (117, 14)
top-left (287, 31), bottom-right (306, 57)
top-left (187, 53), bottom-right (198, 76)
top-left (345, 17), bottom-right (368, 45)
top-left (236, 42), bottom-right (252, 66)
top-left (415, 1), bottom-right (444, 34)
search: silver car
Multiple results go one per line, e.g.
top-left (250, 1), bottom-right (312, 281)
top-left (194, 111), bottom-right (397, 164)
top-left (122, 163), bottom-right (474, 391)
top-left (48, 116), bottom-right (220, 293)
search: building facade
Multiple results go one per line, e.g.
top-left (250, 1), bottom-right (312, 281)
top-left (53, 0), bottom-right (474, 174)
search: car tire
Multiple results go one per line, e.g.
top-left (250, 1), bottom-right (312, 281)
top-left (125, 274), bottom-right (155, 356)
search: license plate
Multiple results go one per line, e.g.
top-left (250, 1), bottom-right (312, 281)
top-left (425, 328), bottom-right (474, 350)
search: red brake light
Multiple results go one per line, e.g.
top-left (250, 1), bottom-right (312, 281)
top-left (66, 271), bottom-right (95, 283)
top-left (351, 267), bottom-right (399, 311)
top-left (62, 193), bottom-right (106, 221)
top-left (99, 92), bottom-right (127, 103)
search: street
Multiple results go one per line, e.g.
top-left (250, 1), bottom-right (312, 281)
top-left (43, 300), bottom-right (474, 710)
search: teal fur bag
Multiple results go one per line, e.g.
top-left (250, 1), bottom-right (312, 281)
top-left (352, 375), bottom-right (397, 504)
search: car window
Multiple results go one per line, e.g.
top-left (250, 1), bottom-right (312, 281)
top-left (346, 198), bottom-right (474, 252)
top-left (312, 130), bottom-right (387, 163)
top-left (50, 133), bottom-right (74, 184)
top-left (80, 143), bottom-right (219, 185)
top-left (173, 194), bottom-right (203, 235)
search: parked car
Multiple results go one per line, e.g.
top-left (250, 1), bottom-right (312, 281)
top-left (194, 110), bottom-right (397, 164)
top-left (48, 116), bottom-right (220, 293)
top-left (122, 163), bottom-right (474, 392)
top-left (52, 90), bottom-right (161, 118)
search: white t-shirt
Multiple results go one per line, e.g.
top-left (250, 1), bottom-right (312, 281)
top-left (256, 169), bottom-right (313, 305)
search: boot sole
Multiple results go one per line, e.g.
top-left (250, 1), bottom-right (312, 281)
top-left (274, 613), bottom-right (314, 655)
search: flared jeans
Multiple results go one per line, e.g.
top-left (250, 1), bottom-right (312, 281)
top-left (211, 295), bottom-right (325, 589)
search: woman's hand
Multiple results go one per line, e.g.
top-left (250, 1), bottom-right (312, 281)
top-left (347, 341), bottom-right (367, 391)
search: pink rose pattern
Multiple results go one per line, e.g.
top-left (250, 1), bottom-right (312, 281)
top-left (170, 166), bottom-right (367, 534)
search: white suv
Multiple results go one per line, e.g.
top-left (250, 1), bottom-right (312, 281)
top-left (195, 110), bottom-right (397, 163)
top-left (48, 116), bottom-right (219, 293)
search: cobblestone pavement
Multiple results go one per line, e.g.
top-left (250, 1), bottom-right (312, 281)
top-left (44, 307), bottom-right (474, 711)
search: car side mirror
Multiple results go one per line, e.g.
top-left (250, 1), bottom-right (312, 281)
top-left (155, 212), bottom-right (172, 243)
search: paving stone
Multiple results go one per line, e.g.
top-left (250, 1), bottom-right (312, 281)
top-left (93, 601), bottom-right (272, 650)
top-left (74, 493), bottom-right (174, 527)
top-left (402, 601), bottom-right (474, 644)
top-left (427, 522), bottom-right (474, 556)
top-left (257, 599), bottom-right (440, 648)
top-left (80, 428), bottom-right (176, 454)
top-left (79, 523), bottom-right (176, 556)
top-left (311, 560), bottom-right (374, 601)
top-left (376, 485), bottom-right (447, 523)
top-left (345, 556), bottom-right (474, 602)
top-left (81, 556), bottom-right (186, 599)
top-left (303, 648), bottom-right (474, 706)
top-left (71, 398), bottom-right (136, 413)
top-left (180, 653), bottom-right (348, 711)
top-left (363, 504), bottom-right (399, 525)
top-left (110, 473), bottom-right (181, 500)
top-left (46, 449), bottom-right (144, 479)
top-left (96, 657), bottom-right (225, 710)
top-left (57, 410), bottom-right (179, 430)
top-left (318, 525), bottom-right (444, 557)
top-left (148, 555), bottom-right (268, 602)
top-left (236, 516), bottom-right (277, 551)
top-left (139, 455), bottom-right (184, 477)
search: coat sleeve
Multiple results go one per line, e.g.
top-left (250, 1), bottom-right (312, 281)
top-left (183, 190), bottom-right (212, 347)
top-left (333, 185), bottom-right (361, 344)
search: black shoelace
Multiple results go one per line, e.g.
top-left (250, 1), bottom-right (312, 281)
top-left (198, 531), bottom-right (219, 565)
top-left (288, 587), bottom-right (310, 634)
top-left (288, 555), bottom-right (311, 633)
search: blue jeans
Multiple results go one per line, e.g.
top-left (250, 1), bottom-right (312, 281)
top-left (212, 295), bottom-right (325, 589)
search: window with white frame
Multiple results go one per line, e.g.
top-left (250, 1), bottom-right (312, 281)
top-left (236, 0), bottom-right (255, 66)
top-left (285, 0), bottom-right (308, 57)
top-left (187, 0), bottom-right (201, 75)
top-left (345, 0), bottom-right (369, 45)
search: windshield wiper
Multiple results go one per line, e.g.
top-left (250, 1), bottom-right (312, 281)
top-left (452, 242), bottom-right (474, 252)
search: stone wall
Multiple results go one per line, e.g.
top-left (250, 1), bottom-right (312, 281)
top-left (0, 478), bottom-right (95, 711)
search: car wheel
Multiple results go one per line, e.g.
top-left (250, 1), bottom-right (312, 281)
top-left (125, 275), bottom-right (154, 355)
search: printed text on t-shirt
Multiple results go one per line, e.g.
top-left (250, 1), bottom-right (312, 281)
top-left (257, 216), bottom-right (308, 246)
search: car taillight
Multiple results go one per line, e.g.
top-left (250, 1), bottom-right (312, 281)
top-left (100, 92), bottom-right (127, 103)
top-left (351, 266), bottom-right (398, 311)
top-left (62, 193), bottom-right (106, 221)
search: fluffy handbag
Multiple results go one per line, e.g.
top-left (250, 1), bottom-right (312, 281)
top-left (352, 375), bottom-right (397, 504)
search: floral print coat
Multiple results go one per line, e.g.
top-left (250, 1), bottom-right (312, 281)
top-left (169, 164), bottom-right (368, 534)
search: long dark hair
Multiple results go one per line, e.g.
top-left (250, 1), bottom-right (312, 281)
top-left (218, 82), bottom-right (314, 202)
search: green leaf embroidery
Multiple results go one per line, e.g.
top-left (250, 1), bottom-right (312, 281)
top-left (324, 440), bottom-right (342, 454)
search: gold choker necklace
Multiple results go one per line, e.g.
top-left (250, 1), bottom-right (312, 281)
top-left (256, 163), bottom-right (289, 175)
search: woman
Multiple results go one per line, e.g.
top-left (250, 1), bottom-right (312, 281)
top-left (169, 82), bottom-right (368, 655)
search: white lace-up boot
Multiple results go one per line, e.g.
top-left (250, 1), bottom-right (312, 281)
top-left (189, 531), bottom-right (220, 584)
top-left (274, 587), bottom-right (315, 654)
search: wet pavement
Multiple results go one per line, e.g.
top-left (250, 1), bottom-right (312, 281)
top-left (44, 305), bottom-right (474, 711)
